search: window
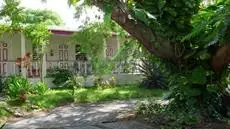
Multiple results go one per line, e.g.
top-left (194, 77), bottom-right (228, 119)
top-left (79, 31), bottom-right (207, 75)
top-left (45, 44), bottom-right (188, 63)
top-left (59, 44), bottom-right (68, 61)
top-left (32, 44), bottom-right (39, 60)
top-left (75, 45), bottom-right (87, 61)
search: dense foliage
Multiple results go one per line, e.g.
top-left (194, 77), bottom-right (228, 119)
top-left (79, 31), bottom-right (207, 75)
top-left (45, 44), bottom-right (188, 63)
top-left (0, 0), bottom-right (62, 49)
top-left (47, 68), bottom-right (73, 87)
top-left (3, 75), bottom-right (31, 99)
top-left (32, 81), bottom-right (49, 95)
top-left (0, 76), bottom-right (3, 93)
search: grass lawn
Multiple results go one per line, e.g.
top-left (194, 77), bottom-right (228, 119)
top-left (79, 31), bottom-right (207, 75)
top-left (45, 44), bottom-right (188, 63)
top-left (74, 85), bottom-right (165, 103)
top-left (29, 84), bottom-right (165, 108)
top-left (28, 90), bottom-right (74, 109)
top-left (28, 85), bottom-right (165, 108)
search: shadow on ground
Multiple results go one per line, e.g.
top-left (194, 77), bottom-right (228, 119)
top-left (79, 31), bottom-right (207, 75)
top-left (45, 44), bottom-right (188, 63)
top-left (4, 100), bottom-right (156, 129)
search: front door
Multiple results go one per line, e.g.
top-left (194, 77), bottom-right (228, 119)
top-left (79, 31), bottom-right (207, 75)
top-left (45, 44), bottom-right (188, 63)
top-left (0, 42), bottom-right (8, 75)
top-left (59, 44), bottom-right (68, 69)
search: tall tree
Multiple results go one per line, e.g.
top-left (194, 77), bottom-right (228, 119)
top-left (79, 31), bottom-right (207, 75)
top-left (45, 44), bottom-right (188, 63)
top-left (69, 0), bottom-right (230, 124)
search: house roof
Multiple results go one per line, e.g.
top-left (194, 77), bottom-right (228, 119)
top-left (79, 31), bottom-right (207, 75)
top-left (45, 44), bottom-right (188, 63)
top-left (48, 26), bottom-right (118, 36)
top-left (48, 26), bottom-right (78, 36)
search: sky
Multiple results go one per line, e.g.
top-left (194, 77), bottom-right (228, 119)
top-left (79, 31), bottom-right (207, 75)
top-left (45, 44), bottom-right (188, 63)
top-left (0, 0), bottom-right (103, 29)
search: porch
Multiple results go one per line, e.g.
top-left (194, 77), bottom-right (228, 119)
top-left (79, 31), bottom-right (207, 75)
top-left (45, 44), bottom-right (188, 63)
top-left (0, 31), bottom-right (92, 78)
top-left (1, 60), bottom-right (91, 78)
top-left (0, 30), bottom-right (141, 78)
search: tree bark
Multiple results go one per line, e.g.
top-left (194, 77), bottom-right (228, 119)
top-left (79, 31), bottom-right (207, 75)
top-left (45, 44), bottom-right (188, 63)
top-left (111, 7), bottom-right (175, 60)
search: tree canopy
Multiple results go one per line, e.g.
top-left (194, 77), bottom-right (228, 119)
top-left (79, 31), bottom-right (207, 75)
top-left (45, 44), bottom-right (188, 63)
top-left (0, 0), bottom-right (62, 45)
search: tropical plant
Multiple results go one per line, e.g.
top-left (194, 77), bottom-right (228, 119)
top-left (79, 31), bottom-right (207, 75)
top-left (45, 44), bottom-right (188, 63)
top-left (32, 82), bottom-right (49, 95)
top-left (3, 75), bottom-right (31, 99)
top-left (139, 56), bottom-right (166, 89)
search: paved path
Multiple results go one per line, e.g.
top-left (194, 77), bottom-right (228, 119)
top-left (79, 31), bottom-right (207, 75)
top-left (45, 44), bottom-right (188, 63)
top-left (4, 100), bottom-right (157, 129)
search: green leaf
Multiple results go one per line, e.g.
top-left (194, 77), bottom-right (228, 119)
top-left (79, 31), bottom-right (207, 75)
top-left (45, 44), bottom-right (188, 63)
top-left (185, 88), bottom-right (202, 97)
top-left (198, 50), bottom-right (211, 60)
top-left (207, 84), bottom-right (220, 93)
top-left (104, 3), bottom-right (113, 25)
top-left (158, 0), bottom-right (166, 10)
top-left (189, 66), bottom-right (207, 85)
top-left (133, 8), bottom-right (149, 26)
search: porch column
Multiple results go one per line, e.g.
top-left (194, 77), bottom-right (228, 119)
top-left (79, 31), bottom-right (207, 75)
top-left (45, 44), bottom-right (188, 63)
top-left (103, 39), bottom-right (107, 58)
top-left (20, 32), bottom-right (27, 77)
top-left (40, 47), bottom-right (47, 82)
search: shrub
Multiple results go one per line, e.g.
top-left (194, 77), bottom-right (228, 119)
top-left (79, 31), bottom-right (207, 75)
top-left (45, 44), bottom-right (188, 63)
top-left (67, 76), bottom-right (84, 89)
top-left (136, 100), bottom-right (165, 117)
top-left (0, 76), bottom-right (3, 93)
top-left (32, 82), bottom-right (49, 95)
top-left (47, 68), bottom-right (72, 86)
top-left (67, 76), bottom-right (84, 96)
top-left (94, 76), bottom-right (116, 89)
top-left (139, 58), bottom-right (166, 89)
top-left (3, 75), bottom-right (31, 99)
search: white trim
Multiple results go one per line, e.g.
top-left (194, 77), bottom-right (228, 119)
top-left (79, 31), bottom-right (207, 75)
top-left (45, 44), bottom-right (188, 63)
top-left (20, 32), bottom-right (27, 77)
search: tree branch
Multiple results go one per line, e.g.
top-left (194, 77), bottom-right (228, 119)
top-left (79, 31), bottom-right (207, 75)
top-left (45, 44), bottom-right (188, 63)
top-left (92, 0), bottom-right (176, 60)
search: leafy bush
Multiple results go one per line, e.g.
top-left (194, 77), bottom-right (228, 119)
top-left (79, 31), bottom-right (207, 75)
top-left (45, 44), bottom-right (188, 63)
top-left (139, 58), bottom-right (166, 89)
top-left (67, 76), bottom-right (84, 89)
top-left (32, 82), bottom-right (49, 95)
top-left (164, 69), bottom-right (226, 126)
top-left (67, 76), bottom-right (84, 96)
top-left (3, 75), bottom-right (31, 99)
top-left (47, 68), bottom-right (72, 86)
top-left (136, 100), bottom-right (165, 117)
top-left (136, 99), bottom-right (201, 128)
top-left (137, 66), bottom-right (228, 127)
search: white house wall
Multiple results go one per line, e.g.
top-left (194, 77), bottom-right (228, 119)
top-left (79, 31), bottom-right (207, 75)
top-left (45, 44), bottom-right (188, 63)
top-left (47, 34), bottom-right (75, 61)
top-left (46, 34), bottom-right (75, 69)
top-left (1, 33), bottom-right (21, 75)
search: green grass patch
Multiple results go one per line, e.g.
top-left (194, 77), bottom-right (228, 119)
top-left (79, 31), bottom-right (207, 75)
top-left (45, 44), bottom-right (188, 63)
top-left (28, 90), bottom-right (74, 109)
top-left (74, 85), bottom-right (165, 103)
top-left (28, 85), bottom-right (165, 107)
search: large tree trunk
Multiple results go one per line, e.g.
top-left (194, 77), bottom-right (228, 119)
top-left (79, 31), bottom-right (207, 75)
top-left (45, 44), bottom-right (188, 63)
top-left (111, 8), bottom-right (176, 61)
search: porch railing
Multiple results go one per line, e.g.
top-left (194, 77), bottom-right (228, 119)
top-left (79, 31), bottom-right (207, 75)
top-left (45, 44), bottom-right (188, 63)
top-left (46, 60), bottom-right (92, 75)
top-left (0, 60), bottom-right (141, 77)
top-left (0, 60), bottom-right (92, 77)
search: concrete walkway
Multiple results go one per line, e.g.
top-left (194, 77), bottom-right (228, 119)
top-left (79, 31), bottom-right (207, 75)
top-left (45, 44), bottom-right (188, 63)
top-left (4, 100), bottom-right (157, 129)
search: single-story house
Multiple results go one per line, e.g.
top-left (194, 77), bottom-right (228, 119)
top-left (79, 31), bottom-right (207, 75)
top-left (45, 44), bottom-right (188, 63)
top-left (0, 26), bottom-right (120, 78)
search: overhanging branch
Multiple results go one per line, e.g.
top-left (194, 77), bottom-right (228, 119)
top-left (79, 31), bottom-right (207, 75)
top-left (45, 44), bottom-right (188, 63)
top-left (92, 0), bottom-right (176, 60)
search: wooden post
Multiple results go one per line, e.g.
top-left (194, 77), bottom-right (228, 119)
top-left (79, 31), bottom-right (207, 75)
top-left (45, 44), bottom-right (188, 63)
top-left (20, 32), bottom-right (27, 78)
top-left (40, 47), bottom-right (46, 82)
